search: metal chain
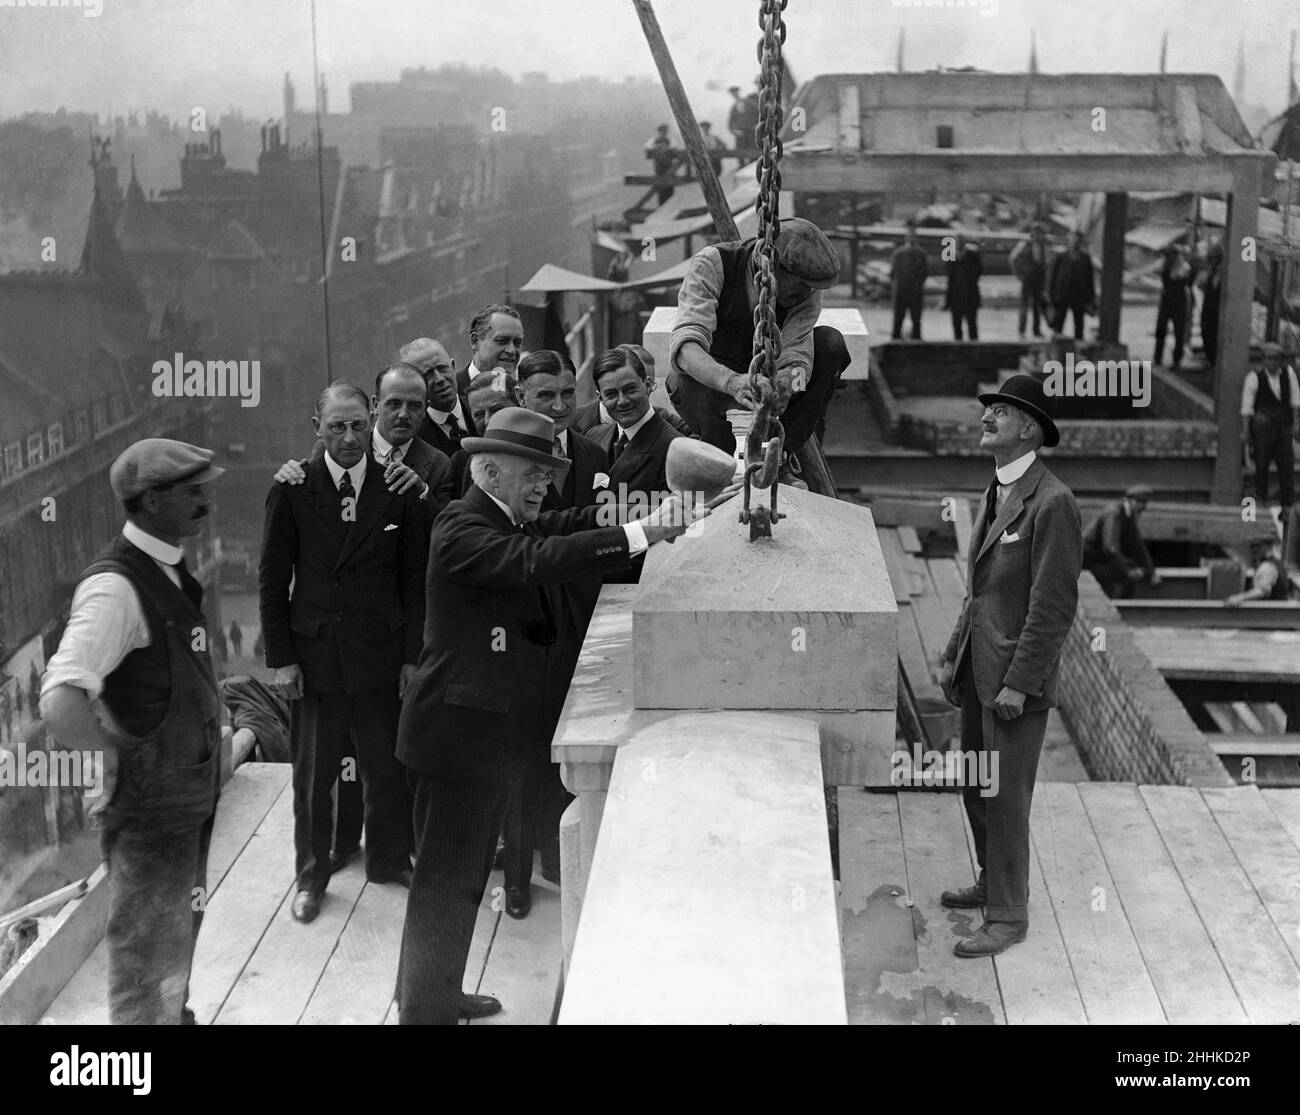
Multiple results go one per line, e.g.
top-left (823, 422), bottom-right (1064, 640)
top-left (738, 0), bottom-right (788, 539)
top-left (748, 0), bottom-right (787, 408)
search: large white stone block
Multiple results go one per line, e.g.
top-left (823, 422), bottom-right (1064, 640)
top-left (634, 486), bottom-right (897, 712)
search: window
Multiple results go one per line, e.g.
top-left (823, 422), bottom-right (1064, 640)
top-left (74, 410), bottom-right (89, 441)
top-left (47, 422), bottom-right (64, 456)
top-left (3, 443), bottom-right (21, 478)
top-left (26, 432), bottom-right (44, 467)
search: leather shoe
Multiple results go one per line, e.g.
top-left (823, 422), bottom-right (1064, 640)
top-left (940, 882), bottom-right (987, 909)
top-left (539, 864), bottom-right (561, 886)
top-left (368, 867), bottom-right (412, 888)
top-left (290, 890), bottom-right (321, 924)
top-left (954, 920), bottom-right (1028, 958)
top-left (458, 992), bottom-right (502, 1020)
top-left (329, 846), bottom-right (358, 874)
top-left (504, 887), bottom-right (531, 919)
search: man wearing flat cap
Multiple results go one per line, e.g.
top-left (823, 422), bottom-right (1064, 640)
top-left (1082, 484), bottom-right (1163, 598)
top-left (937, 375), bottom-right (1082, 959)
top-left (669, 216), bottom-right (851, 484)
top-left (41, 438), bottom-right (225, 1024)
top-left (395, 408), bottom-right (704, 1024)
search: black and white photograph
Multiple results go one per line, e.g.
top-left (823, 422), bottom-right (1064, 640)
top-left (0, 0), bottom-right (1297, 1074)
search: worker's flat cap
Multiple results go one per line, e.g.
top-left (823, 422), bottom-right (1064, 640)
top-left (774, 217), bottom-right (840, 288)
top-left (111, 438), bottom-right (225, 501)
top-left (1124, 484), bottom-right (1154, 500)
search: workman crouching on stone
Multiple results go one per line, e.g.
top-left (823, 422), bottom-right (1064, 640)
top-left (668, 216), bottom-right (850, 486)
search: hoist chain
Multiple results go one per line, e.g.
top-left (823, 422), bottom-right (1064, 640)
top-left (739, 0), bottom-right (789, 541)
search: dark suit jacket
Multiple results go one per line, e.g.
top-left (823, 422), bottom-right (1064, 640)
top-left (418, 398), bottom-right (478, 459)
top-left (590, 410), bottom-right (680, 503)
top-left (574, 399), bottom-right (694, 438)
top-left (544, 428), bottom-right (607, 514)
top-left (571, 399), bottom-right (603, 435)
top-left (943, 457), bottom-right (1082, 710)
top-left (395, 486), bottom-right (635, 785)
top-left (259, 453), bottom-right (428, 696)
top-left (303, 436), bottom-right (456, 529)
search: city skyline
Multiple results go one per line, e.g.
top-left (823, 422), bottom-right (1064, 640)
top-left (1, 0), bottom-right (1296, 130)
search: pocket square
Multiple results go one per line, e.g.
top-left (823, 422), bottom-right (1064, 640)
top-left (592, 472), bottom-right (610, 490)
top-left (383, 523), bottom-right (399, 532)
top-left (999, 530), bottom-right (1020, 543)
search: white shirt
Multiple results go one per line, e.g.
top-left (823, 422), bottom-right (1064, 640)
top-left (613, 406), bottom-right (655, 448)
top-left (41, 521), bottom-right (183, 702)
top-left (427, 398), bottom-right (470, 437)
top-left (323, 451), bottom-right (366, 496)
top-left (993, 450), bottom-right (1037, 509)
top-left (372, 428), bottom-right (407, 465)
top-left (1240, 366), bottom-right (1300, 416)
top-left (479, 487), bottom-right (647, 554)
top-left (555, 429), bottom-right (570, 456)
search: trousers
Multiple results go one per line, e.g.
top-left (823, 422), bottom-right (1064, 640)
top-left (289, 685), bottom-right (411, 893)
top-left (103, 814), bottom-right (213, 1024)
top-left (668, 325), bottom-right (850, 457)
top-left (398, 773), bottom-right (515, 1025)
top-left (957, 657), bottom-right (1048, 923)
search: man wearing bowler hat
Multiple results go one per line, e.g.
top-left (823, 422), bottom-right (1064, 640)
top-left (395, 408), bottom-right (704, 1023)
top-left (669, 216), bottom-right (851, 484)
top-left (937, 375), bottom-right (1082, 958)
top-left (41, 439), bottom-right (225, 1023)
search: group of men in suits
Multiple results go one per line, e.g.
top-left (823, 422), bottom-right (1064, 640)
top-left (257, 300), bottom-right (697, 1018)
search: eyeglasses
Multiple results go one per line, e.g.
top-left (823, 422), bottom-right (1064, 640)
top-left (984, 404), bottom-right (1012, 419)
top-left (325, 420), bottom-right (368, 435)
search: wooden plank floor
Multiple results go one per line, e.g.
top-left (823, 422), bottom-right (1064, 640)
top-left (46, 763), bottom-right (562, 1026)
top-left (838, 783), bottom-right (1300, 1025)
top-left (46, 766), bottom-right (1300, 1025)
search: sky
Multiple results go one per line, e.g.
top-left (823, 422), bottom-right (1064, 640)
top-left (0, 0), bottom-right (1296, 126)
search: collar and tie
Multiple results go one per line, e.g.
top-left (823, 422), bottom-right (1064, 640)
top-left (553, 436), bottom-right (567, 460)
top-left (445, 411), bottom-right (465, 443)
top-left (611, 431), bottom-right (629, 464)
top-left (172, 555), bottom-right (203, 610)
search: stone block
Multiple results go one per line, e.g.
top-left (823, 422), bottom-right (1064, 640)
top-left (558, 712), bottom-right (846, 1025)
top-left (634, 486), bottom-right (897, 711)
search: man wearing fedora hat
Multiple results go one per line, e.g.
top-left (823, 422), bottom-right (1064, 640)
top-left (41, 438), bottom-right (225, 1023)
top-left (668, 217), bottom-right (851, 483)
top-left (394, 407), bottom-right (703, 1023)
top-left (937, 375), bottom-right (1082, 958)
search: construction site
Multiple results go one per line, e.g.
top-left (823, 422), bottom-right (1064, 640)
top-left (2, 0), bottom-right (1299, 1045)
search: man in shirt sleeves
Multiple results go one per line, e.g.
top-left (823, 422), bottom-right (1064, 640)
top-left (41, 439), bottom-right (226, 1024)
top-left (394, 408), bottom-right (704, 1024)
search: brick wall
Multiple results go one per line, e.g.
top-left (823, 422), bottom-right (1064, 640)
top-left (903, 415), bottom-right (1217, 458)
top-left (1057, 576), bottom-right (1233, 787)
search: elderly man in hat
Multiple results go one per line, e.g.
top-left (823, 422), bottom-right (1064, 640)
top-left (41, 439), bottom-right (225, 1023)
top-left (1241, 341), bottom-right (1298, 527)
top-left (669, 216), bottom-right (850, 485)
top-left (394, 408), bottom-right (706, 1024)
top-left (937, 376), bottom-right (1082, 958)
top-left (1082, 484), bottom-right (1163, 598)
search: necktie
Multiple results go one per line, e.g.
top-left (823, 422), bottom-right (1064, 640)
top-left (611, 432), bottom-right (629, 465)
top-left (984, 479), bottom-right (1000, 530)
top-left (174, 556), bottom-right (203, 610)
top-left (553, 436), bottom-right (567, 460)
top-left (445, 412), bottom-right (465, 444)
top-left (339, 470), bottom-right (355, 520)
